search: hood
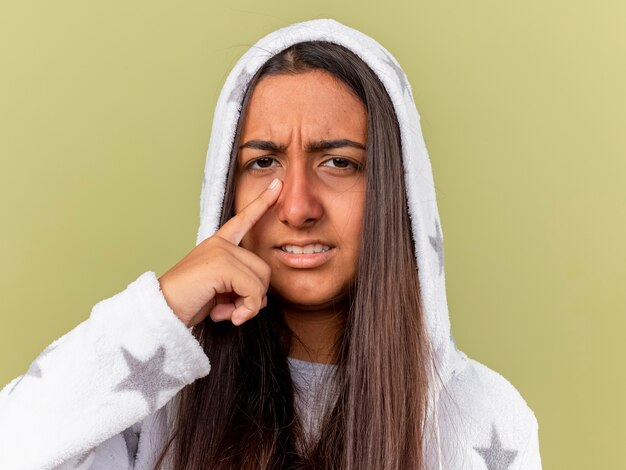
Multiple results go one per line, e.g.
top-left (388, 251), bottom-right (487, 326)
top-left (195, 18), bottom-right (461, 396)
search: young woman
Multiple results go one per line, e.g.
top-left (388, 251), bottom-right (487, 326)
top-left (0, 19), bottom-right (542, 469)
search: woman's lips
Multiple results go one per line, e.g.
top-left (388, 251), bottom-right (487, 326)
top-left (272, 247), bottom-right (336, 268)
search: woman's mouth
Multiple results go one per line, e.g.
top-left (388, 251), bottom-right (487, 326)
top-left (280, 243), bottom-right (331, 254)
top-left (273, 242), bottom-right (335, 268)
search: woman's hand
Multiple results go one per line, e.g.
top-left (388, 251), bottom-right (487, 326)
top-left (158, 179), bottom-right (282, 328)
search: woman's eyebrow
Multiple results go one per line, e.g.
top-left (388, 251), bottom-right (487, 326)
top-left (305, 139), bottom-right (366, 152)
top-left (239, 140), bottom-right (287, 152)
top-left (238, 139), bottom-right (366, 153)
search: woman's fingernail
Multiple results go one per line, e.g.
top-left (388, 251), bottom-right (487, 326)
top-left (268, 178), bottom-right (280, 190)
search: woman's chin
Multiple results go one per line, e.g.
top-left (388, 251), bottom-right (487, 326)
top-left (269, 284), bottom-right (350, 312)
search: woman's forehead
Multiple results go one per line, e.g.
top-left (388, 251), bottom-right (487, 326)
top-left (240, 71), bottom-right (367, 144)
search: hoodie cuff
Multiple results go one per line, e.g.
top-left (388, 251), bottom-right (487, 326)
top-left (126, 271), bottom-right (211, 382)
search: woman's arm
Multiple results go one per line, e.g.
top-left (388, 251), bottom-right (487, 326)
top-left (516, 415), bottom-right (542, 470)
top-left (0, 180), bottom-right (283, 470)
top-left (0, 271), bottom-right (210, 470)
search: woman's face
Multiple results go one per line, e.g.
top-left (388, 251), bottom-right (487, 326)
top-left (235, 70), bottom-right (367, 310)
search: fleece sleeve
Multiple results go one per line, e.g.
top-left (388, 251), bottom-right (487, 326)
top-left (516, 415), bottom-right (542, 470)
top-left (0, 271), bottom-right (211, 470)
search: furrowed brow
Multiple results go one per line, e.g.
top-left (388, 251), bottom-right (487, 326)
top-left (305, 139), bottom-right (366, 152)
top-left (238, 139), bottom-right (366, 153)
top-left (239, 140), bottom-right (287, 153)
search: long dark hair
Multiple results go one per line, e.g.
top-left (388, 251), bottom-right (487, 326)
top-left (155, 41), bottom-right (435, 470)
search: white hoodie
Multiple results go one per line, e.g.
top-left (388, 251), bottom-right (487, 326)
top-left (0, 19), bottom-right (542, 470)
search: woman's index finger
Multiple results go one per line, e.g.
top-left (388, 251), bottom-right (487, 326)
top-left (216, 178), bottom-right (282, 245)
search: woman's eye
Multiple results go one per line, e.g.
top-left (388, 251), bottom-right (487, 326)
top-left (322, 157), bottom-right (360, 170)
top-left (247, 157), bottom-right (278, 170)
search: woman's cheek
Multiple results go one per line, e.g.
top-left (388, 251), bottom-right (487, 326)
top-left (317, 171), bottom-right (365, 194)
top-left (234, 173), bottom-right (276, 211)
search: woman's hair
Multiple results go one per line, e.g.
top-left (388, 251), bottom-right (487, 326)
top-left (155, 41), bottom-right (435, 470)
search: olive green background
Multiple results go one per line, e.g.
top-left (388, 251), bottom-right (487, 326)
top-left (1, 1), bottom-right (624, 468)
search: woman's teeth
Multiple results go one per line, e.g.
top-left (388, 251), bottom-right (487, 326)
top-left (281, 244), bottom-right (331, 254)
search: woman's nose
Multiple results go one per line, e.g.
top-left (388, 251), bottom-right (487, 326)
top-left (277, 166), bottom-right (324, 228)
